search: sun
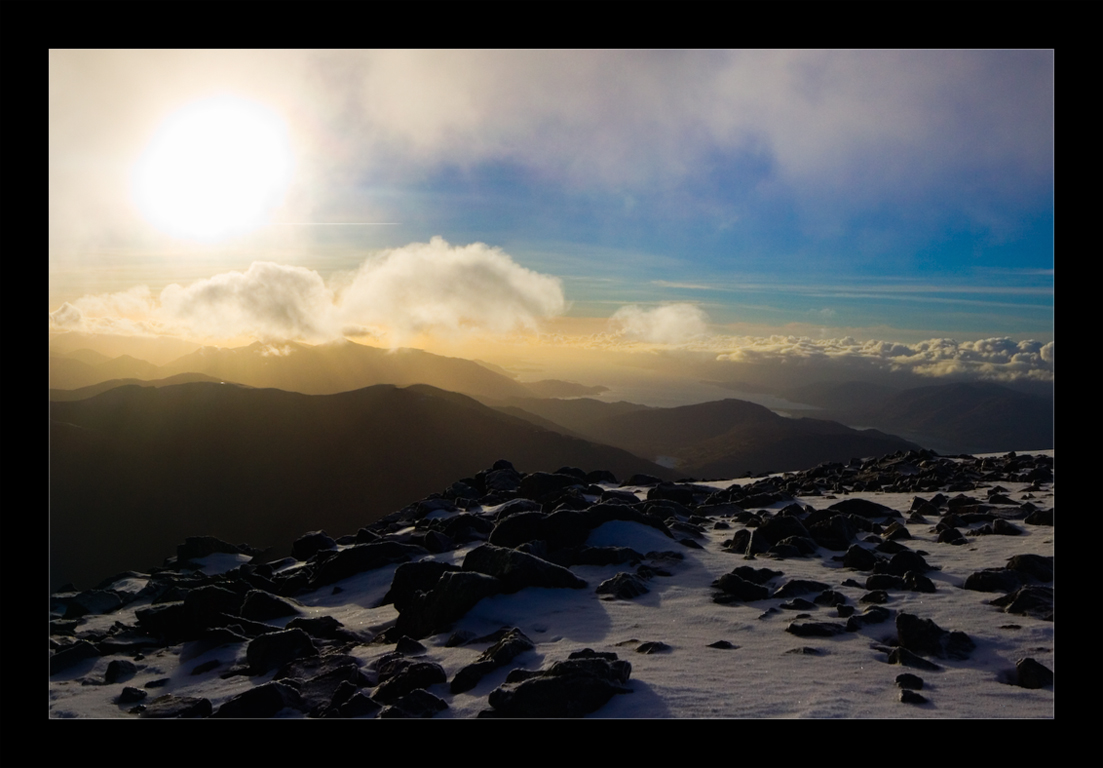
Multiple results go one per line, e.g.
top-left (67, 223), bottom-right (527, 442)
top-left (131, 95), bottom-right (294, 242)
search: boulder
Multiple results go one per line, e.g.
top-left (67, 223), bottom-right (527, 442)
top-left (462, 544), bottom-right (587, 593)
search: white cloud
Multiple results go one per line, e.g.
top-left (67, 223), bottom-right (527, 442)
top-left (49, 238), bottom-right (566, 345)
top-left (609, 304), bottom-right (710, 345)
top-left (336, 237), bottom-right (566, 342)
top-left (716, 335), bottom-right (1054, 382)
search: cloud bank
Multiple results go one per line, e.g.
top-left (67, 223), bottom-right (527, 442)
top-left (609, 304), bottom-right (710, 345)
top-left (50, 238), bottom-right (566, 345)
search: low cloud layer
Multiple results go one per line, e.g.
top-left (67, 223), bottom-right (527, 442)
top-left (718, 335), bottom-right (1054, 383)
top-left (609, 304), bottom-right (710, 345)
top-left (50, 238), bottom-right (565, 345)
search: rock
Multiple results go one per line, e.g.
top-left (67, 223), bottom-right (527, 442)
top-left (308, 541), bottom-right (429, 589)
top-left (486, 655), bottom-right (633, 717)
top-left (845, 605), bottom-right (892, 631)
top-left (116, 686), bottom-right (148, 704)
top-left (896, 613), bottom-right (975, 660)
top-left (140, 694), bottom-right (212, 718)
top-left (900, 689), bottom-right (928, 704)
top-left (240, 590), bottom-right (300, 621)
top-left (785, 622), bottom-right (848, 638)
top-left (596, 572), bottom-right (650, 600)
top-left (991, 585), bottom-right (1053, 621)
top-left (636, 641), bottom-right (671, 654)
top-left (1006, 554), bottom-right (1053, 583)
top-left (393, 571), bottom-right (503, 640)
top-left (462, 544), bottom-right (588, 593)
top-left (827, 498), bottom-right (901, 519)
top-left (245, 628), bottom-right (318, 674)
top-left (1015, 657), bottom-right (1053, 689)
top-left (964, 568), bottom-right (1025, 593)
top-left (373, 659), bottom-right (447, 704)
top-left (886, 647), bottom-right (942, 671)
top-left (712, 573), bottom-right (770, 602)
top-left (379, 560), bottom-right (462, 611)
top-left (379, 688), bottom-right (448, 718)
top-left (772, 579), bottom-right (831, 599)
top-left (895, 673), bottom-right (923, 690)
top-left (291, 530), bottom-right (336, 561)
top-left (50, 640), bottom-right (101, 675)
top-left (450, 628), bottom-right (535, 694)
top-left (213, 681), bottom-right (306, 717)
top-left (104, 659), bottom-right (138, 684)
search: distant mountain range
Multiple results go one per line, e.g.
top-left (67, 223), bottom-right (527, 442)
top-left (780, 381), bottom-right (1053, 454)
top-left (485, 396), bottom-right (920, 478)
top-left (49, 382), bottom-right (676, 591)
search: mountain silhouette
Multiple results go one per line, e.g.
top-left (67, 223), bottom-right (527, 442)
top-left (490, 397), bottom-right (920, 478)
top-left (50, 382), bottom-right (676, 591)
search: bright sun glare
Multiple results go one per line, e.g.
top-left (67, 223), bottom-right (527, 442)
top-left (131, 95), bottom-right (293, 242)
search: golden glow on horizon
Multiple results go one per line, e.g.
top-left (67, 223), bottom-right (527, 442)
top-left (131, 95), bottom-right (294, 243)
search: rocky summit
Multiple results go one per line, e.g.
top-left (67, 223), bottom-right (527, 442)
top-left (49, 450), bottom-right (1053, 718)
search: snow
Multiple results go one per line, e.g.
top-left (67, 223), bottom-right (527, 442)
top-left (49, 451), bottom-right (1053, 719)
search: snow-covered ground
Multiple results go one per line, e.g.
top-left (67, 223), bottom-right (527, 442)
top-left (49, 451), bottom-right (1053, 718)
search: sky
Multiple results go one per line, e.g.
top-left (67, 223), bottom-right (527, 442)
top-left (48, 50), bottom-right (1054, 400)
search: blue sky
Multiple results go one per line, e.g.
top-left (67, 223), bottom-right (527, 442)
top-left (49, 50), bottom-right (1053, 394)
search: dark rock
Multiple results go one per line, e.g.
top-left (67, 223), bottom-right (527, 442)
top-left (845, 605), bottom-right (892, 630)
top-left (337, 691), bottom-right (382, 718)
top-left (636, 641), bottom-right (672, 654)
top-left (395, 636), bottom-right (427, 656)
top-left (903, 571), bottom-right (937, 593)
top-left (116, 686), bottom-right (148, 704)
top-left (380, 688), bottom-right (448, 718)
top-left (786, 621), bottom-right (848, 637)
top-left (843, 545), bottom-right (879, 571)
top-left (772, 579), bottom-right (831, 599)
top-left (964, 568), bottom-right (1025, 593)
top-left (827, 498), bottom-right (901, 519)
top-left (373, 660), bottom-right (447, 704)
top-left (1006, 554), bottom-right (1053, 583)
top-left (451, 628), bottom-right (535, 694)
top-left (896, 613), bottom-right (975, 659)
top-left (895, 673), bottom-right (923, 690)
top-left (462, 544), bottom-right (588, 592)
top-left (571, 546), bottom-right (645, 567)
top-left (865, 574), bottom-right (907, 591)
top-left (597, 572), bottom-right (651, 600)
top-left (393, 571), bottom-right (503, 640)
top-left (780, 598), bottom-right (816, 610)
top-left (712, 573), bottom-right (770, 602)
top-left (1015, 657), bottom-right (1053, 689)
top-left (486, 655), bottom-right (633, 717)
top-left (1023, 508), bottom-right (1053, 526)
top-left (886, 647), bottom-right (942, 671)
top-left (213, 681), bottom-right (306, 717)
top-left (291, 530), bottom-right (336, 561)
top-left (104, 659), bottom-right (138, 684)
top-left (379, 560), bottom-right (462, 611)
top-left (245, 628), bottom-right (318, 674)
top-left (240, 590), bottom-right (300, 621)
top-left (991, 585), bottom-right (1053, 621)
top-left (708, 640), bottom-right (738, 649)
top-left (140, 695), bottom-right (212, 718)
top-left (900, 689), bottom-right (928, 704)
top-left (308, 541), bottom-right (429, 589)
top-left (50, 640), bottom-right (101, 675)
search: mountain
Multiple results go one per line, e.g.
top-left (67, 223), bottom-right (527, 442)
top-left (49, 382), bottom-right (676, 591)
top-left (487, 397), bottom-right (919, 478)
top-left (781, 380), bottom-right (1053, 454)
top-left (49, 372), bottom-right (226, 402)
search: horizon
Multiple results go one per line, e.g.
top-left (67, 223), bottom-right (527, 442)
top-left (49, 50), bottom-right (1054, 404)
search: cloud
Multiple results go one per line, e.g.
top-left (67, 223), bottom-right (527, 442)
top-left (160, 262), bottom-right (336, 341)
top-left (609, 304), bottom-right (710, 345)
top-left (336, 237), bottom-right (566, 342)
top-left (716, 336), bottom-right (1053, 383)
top-left (49, 238), bottom-right (566, 345)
